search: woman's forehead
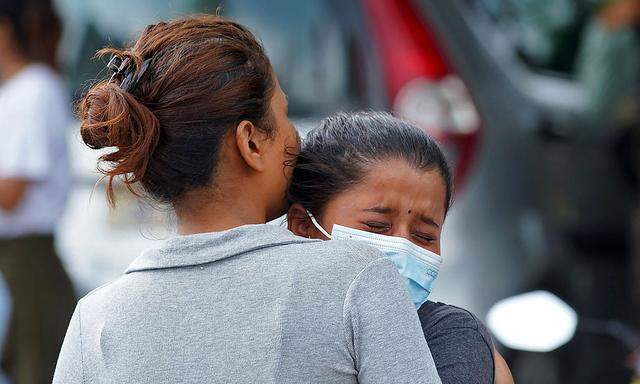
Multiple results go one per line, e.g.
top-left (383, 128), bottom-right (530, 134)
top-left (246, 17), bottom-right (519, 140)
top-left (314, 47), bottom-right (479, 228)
top-left (335, 160), bottom-right (447, 217)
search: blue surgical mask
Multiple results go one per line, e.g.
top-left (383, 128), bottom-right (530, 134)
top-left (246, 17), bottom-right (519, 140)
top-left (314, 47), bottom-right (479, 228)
top-left (306, 211), bottom-right (442, 309)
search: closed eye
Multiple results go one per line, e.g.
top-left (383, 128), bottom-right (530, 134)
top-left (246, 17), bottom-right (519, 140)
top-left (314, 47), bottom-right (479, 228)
top-left (363, 221), bottom-right (390, 233)
top-left (412, 232), bottom-right (436, 244)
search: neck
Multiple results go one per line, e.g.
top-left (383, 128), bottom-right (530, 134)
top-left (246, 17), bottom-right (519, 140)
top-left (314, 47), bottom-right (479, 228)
top-left (0, 53), bottom-right (28, 83)
top-left (174, 185), bottom-right (267, 235)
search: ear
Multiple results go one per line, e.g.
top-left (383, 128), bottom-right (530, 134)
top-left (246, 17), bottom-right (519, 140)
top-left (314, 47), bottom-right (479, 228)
top-left (287, 203), bottom-right (314, 238)
top-left (235, 120), bottom-right (269, 172)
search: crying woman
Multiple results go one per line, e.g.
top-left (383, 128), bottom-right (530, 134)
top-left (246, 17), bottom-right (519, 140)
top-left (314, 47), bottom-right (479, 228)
top-left (287, 111), bottom-right (514, 384)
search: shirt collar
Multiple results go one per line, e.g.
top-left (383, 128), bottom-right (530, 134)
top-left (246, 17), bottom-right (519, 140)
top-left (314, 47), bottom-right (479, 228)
top-left (125, 223), bottom-right (316, 273)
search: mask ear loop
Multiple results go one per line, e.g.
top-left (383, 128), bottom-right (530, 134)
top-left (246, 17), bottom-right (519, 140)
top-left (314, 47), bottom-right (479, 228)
top-left (305, 210), bottom-right (332, 239)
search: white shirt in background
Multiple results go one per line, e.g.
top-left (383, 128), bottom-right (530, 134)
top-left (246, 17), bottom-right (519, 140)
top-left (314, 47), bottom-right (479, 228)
top-left (0, 64), bottom-right (72, 238)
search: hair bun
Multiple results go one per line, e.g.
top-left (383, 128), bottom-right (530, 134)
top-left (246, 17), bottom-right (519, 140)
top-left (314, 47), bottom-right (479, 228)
top-left (78, 81), bottom-right (160, 203)
top-left (79, 83), bottom-right (118, 149)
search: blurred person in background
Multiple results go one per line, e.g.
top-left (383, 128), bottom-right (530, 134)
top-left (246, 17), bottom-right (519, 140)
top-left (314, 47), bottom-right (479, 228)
top-left (576, 0), bottom-right (639, 127)
top-left (0, 0), bottom-right (76, 383)
top-left (577, 0), bottom-right (640, 327)
top-left (583, 0), bottom-right (640, 324)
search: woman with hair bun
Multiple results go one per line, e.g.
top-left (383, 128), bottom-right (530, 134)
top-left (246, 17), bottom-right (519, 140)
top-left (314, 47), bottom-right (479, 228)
top-left (53, 15), bottom-right (442, 384)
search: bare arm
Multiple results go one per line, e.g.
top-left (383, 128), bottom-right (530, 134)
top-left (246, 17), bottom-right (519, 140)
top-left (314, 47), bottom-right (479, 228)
top-left (494, 350), bottom-right (514, 384)
top-left (0, 178), bottom-right (29, 212)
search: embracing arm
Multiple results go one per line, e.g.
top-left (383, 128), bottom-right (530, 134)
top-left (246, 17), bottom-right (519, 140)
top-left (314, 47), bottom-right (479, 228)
top-left (418, 303), bottom-right (503, 384)
top-left (344, 257), bottom-right (442, 384)
top-left (494, 350), bottom-right (514, 384)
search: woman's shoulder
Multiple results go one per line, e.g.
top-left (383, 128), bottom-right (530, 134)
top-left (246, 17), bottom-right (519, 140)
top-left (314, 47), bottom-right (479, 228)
top-left (306, 238), bottom-right (385, 263)
top-left (288, 238), bottom-right (390, 281)
top-left (418, 301), bottom-right (494, 349)
top-left (418, 301), bottom-right (488, 333)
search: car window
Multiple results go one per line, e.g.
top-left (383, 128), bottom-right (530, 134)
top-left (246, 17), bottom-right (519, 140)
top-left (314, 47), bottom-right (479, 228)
top-left (226, 0), bottom-right (355, 116)
top-left (54, 0), bottom-right (366, 117)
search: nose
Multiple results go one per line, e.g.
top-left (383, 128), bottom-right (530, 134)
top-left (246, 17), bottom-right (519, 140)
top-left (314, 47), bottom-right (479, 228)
top-left (390, 227), bottom-right (412, 242)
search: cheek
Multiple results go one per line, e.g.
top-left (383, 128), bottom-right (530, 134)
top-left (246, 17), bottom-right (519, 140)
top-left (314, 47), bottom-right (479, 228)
top-left (276, 123), bottom-right (297, 159)
top-left (268, 135), bottom-right (290, 172)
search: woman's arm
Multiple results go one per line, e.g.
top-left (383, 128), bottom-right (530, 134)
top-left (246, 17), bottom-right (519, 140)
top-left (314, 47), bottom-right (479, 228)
top-left (418, 302), bottom-right (497, 384)
top-left (344, 257), bottom-right (442, 383)
top-left (494, 350), bottom-right (514, 384)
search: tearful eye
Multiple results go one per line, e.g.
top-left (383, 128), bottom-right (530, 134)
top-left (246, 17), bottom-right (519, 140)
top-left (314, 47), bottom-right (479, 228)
top-left (413, 232), bottom-right (436, 244)
top-left (364, 222), bottom-right (390, 233)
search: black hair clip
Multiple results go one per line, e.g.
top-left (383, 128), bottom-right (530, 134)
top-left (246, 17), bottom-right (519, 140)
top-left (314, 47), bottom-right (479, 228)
top-left (107, 55), bottom-right (127, 82)
top-left (107, 55), bottom-right (152, 92)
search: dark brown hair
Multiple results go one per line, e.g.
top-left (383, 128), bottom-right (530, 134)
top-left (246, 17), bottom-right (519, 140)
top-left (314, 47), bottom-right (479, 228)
top-left (289, 111), bottom-right (453, 216)
top-left (79, 15), bottom-right (275, 205)
top-left (0, 0), bottom-right (62, 67)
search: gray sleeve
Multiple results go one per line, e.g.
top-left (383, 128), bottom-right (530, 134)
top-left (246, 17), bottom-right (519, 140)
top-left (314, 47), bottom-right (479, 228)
top-left (343, 257), bottom-right (442, 384)
top-left (418, 302), bottom-right (495, 384)
top-left (428, 327), bottom-right (494, 384)
top-left (53, 305), bottom-right (84, 384)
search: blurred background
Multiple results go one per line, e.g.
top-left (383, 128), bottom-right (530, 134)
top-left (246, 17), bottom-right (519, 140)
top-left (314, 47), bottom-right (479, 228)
top-left (0, 0), bottom-right (639, 383)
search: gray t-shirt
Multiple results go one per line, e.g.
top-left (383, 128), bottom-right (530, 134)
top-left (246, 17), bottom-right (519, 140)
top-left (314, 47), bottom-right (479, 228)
top-left (418, 301), bottom-right (494, 384)
top-left (53, 224), bottom-right (442, 383)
